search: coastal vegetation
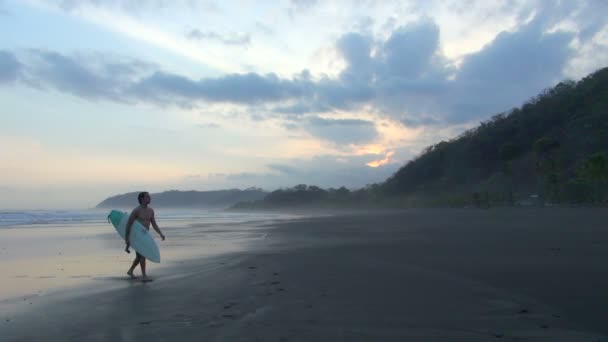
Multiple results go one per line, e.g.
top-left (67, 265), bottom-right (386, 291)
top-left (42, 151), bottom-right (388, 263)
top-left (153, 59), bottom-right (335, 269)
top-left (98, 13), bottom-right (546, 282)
top-left (235, 67), bottom-right (608, 209)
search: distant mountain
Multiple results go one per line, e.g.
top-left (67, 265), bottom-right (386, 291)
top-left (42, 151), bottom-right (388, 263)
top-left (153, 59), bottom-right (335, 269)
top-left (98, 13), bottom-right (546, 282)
top-left (96, 189), bottom-right (268, 209)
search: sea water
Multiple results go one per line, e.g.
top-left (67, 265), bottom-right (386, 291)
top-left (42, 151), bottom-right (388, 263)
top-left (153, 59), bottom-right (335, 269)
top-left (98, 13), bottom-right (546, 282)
top-left (0, 208), bottom-right (296, 306)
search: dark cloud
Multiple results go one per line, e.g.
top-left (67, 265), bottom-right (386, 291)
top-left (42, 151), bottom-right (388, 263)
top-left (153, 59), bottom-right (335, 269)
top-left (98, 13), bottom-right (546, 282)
top-left (23, 50), bottom-right (151, 102)
top-left (186, 29), bottom-right (251, 46)
top-left (3, 3), bottom-right (604, 127)
top-left (274, 102), bottom-right (331, 115)
top-left (378, 21), bottom-right (442, 80)
top-left (130, 71), bottom-right (313, 105)
top-left (304, 117), bottom-right (378, 145)
top-left (337, 32), bottom-right (374, 84)
top-left (32, 51), bottom-right (117, 99)
top-left (445, 18), bottom-right (574, 122)
top-left (0, 51), bottom-right (20, 83)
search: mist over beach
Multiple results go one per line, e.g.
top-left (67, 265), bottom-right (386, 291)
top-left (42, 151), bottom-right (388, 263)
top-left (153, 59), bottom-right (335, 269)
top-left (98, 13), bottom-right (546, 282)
top-left (2, 0), bottom-right (608, 341)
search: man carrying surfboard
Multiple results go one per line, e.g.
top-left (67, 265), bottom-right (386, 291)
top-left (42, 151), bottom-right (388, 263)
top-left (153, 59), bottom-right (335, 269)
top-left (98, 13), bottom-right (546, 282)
top-left (125, 191), bottom-right (165, 279)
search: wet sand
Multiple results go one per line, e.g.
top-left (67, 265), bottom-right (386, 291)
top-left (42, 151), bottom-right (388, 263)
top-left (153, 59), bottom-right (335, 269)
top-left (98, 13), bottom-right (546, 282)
top-left (2, 208), bottom-right (607, 341)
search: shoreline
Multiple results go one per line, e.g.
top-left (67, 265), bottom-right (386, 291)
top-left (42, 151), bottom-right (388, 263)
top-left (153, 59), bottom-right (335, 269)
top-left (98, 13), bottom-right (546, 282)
top-left (0, 212), bottom-right (297, 310)
top-left (2, 208), bottom-right (607, 341)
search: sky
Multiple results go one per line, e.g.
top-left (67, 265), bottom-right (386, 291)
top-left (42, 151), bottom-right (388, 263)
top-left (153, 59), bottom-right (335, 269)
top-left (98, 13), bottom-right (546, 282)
top-left (1, 0), bottom-right (607, 209)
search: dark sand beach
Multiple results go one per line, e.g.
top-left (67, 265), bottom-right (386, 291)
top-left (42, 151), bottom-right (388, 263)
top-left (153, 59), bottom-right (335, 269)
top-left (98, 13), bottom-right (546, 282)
top-left (2, 208), bottom-right (607, 341)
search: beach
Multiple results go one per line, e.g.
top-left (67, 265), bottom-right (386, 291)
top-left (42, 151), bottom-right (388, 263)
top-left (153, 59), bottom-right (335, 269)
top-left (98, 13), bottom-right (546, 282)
top-left (1, 208), bottom-right (607, 341)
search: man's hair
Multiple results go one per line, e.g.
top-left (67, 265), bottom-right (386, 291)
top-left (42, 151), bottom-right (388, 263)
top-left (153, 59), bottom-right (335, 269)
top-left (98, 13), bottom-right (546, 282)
top-left (138, 192), bottom-right (149, 204)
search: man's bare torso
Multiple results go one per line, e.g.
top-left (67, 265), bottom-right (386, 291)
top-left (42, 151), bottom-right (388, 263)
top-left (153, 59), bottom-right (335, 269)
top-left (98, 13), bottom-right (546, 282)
top-left (132, 206), bottom-right (154, 229)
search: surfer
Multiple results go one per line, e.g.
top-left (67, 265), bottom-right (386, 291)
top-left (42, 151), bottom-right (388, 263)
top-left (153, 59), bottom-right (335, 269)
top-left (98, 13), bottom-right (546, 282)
top-left (125, 191), bottom-right (166, 279)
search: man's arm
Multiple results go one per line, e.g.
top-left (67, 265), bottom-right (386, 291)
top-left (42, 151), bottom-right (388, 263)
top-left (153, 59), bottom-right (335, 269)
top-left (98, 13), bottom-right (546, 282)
top-left (150, 210), bottom-right (165, 241)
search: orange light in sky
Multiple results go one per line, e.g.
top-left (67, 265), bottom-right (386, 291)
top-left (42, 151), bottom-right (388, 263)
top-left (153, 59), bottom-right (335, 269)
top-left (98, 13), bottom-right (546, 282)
top-left (366, 151), bottom-right (395, 168)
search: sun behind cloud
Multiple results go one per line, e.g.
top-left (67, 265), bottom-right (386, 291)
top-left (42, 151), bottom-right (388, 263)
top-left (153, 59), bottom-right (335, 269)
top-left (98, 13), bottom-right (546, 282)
top-left (366, 151), bottom-right (395, 168)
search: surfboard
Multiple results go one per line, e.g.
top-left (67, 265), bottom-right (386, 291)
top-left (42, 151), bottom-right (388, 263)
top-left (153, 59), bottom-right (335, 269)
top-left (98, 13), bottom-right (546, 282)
top-left (107, 210), bottom-right (161, 263)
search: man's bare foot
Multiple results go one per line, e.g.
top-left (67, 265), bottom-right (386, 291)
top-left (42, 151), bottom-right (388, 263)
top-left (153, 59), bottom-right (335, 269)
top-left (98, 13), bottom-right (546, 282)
top-left (127, 271), bottom-right (136, 279)
top-left (125, 245), bottom-right (131, 254)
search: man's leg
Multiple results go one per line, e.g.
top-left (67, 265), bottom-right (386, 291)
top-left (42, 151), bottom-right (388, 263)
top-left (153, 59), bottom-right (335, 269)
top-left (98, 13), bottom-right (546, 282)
top-left (127, 254), bottom-right (141, 278)
top-left (140, 258), bottom-right (147, 279)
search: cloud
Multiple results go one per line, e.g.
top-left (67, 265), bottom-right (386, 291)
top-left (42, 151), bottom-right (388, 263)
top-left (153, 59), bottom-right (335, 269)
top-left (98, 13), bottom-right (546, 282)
top-left (193, 153), bottom-right (403, 190)
top-left (303, 116), bottom-right (379, 145)
top-left (21, 50), bottom-right (153, 102)
top-left (57, 0), bottom-right (220, 14)
top-left (273, 101), bottom-right (331, 115)
top-left (186, 29), bottom-right (251, 46)
top-left (197, 122), bottom-right (221, 129)
top-left (444, 18), bottom-right (575, 122)
top-left (267, 163), bottom-right (298, 175)
top-left (130, 71), bottom-right (312, 105)
top-left (254, 21), bottom-right (274, 35)
top-left (0, 51), bottom-right (20, 83)
top-left (288, 0), bottom-right (318, 18)
top-left (378, 21), bottom-right (444, 80)
top-left (267, 153), bottom-right (405, 188)
top-left (366, 151), bottom-right (395, 168)
top-left (575, 0), bottom-right (608, 42)
top-left (3, 3), bottom-right (606, 126)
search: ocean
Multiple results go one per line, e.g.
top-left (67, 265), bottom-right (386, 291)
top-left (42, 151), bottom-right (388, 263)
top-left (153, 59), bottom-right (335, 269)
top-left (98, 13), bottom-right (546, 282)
top-left (0, 208), bottom-right (297, 308)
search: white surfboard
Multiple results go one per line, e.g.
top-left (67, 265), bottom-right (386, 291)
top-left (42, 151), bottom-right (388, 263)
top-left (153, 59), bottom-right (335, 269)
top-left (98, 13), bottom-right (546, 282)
top-left (107, 210), bottom-right (161, 263)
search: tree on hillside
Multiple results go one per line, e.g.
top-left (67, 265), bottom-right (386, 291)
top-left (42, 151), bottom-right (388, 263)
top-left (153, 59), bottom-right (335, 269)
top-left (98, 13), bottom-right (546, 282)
top-left (499, 142), bottom-right (522, 205)
top-left (579, 152), bottom-right (608, 203)
top-left (533, 137), bottom-right (561, 203)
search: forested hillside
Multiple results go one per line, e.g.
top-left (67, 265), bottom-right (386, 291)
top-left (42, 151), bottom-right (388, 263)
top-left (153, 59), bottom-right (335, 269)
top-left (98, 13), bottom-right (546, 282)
top-left (234, 67), bottom-right (608, 209)
top-left (381, 67), bottom-right (608, 205)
